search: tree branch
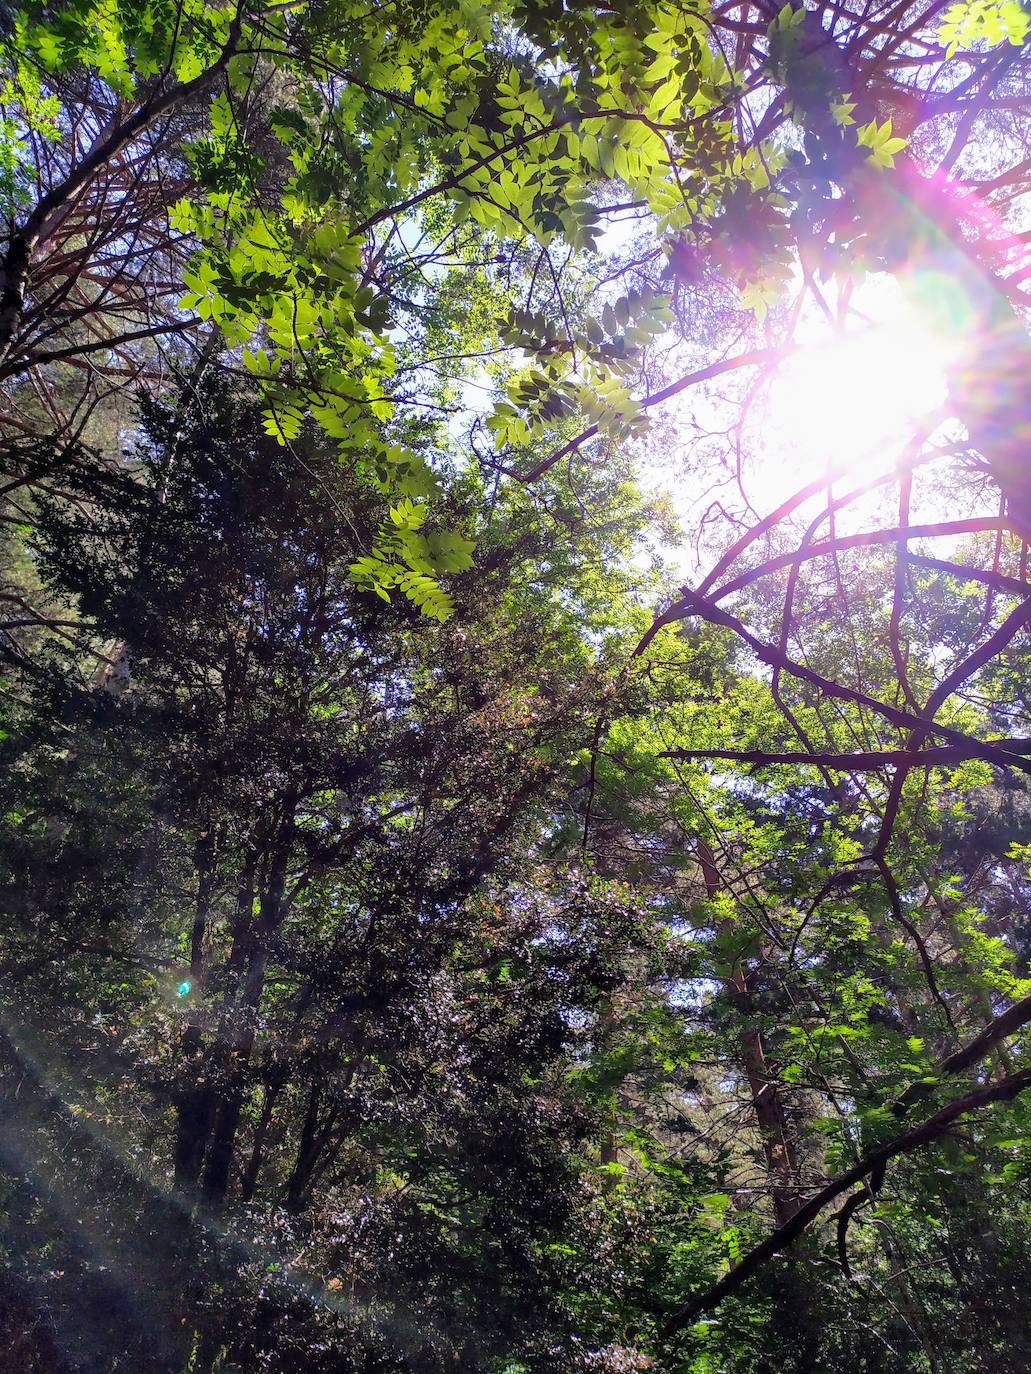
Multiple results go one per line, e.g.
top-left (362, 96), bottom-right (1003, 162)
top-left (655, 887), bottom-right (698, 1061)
top-left (656, 741), bottom-right (1031, 770)
top-left (504, 349), bottom-right (782, 482)
top-left (0, 6), bottom-right (244, 362)
top-left (635, 587), bottom-right (1031, 775)
top-left (663, 1067), bottom-right (1031, 1335)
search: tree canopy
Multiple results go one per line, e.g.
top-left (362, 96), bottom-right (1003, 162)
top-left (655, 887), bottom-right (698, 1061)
top-left (2, 0), bottom-right (1031, 1370)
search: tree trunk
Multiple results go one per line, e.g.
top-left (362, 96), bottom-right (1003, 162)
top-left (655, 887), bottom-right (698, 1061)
top-left (173, 845), bottom-right (258, 1192)
top-left (285, 1069), bottom-right (326, 1212)
top-left (200, 803), bottom-right (296, 1205)
top-left (727, 966), bottom-right (803, 1228)
top-left (239, 1074), bottom-right (283, 1204)
top-left (697, 841), bottom-right (801, 1226)
top-left (173, 831), bottom-right (218, 1190)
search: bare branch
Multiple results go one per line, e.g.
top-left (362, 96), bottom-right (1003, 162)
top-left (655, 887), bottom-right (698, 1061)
top-left (664, 1068), bottom-right (1031, 1334)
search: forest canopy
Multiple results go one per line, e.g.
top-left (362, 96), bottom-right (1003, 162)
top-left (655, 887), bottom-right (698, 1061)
top-left (1, 0), bottom-right (1031, 1370)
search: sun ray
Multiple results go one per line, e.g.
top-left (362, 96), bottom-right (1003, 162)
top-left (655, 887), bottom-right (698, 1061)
top-left (760, 287), bottom-right (959, 499)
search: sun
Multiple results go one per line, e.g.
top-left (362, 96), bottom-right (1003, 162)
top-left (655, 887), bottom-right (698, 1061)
top-left (759, 288), bottom-right (959, 499)
top-left (638, 282), bottom-right (963, 558)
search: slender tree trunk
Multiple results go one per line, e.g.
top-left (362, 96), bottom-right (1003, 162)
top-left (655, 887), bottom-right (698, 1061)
top-left (285, 1068), bottom-right (326, 1212)
top-left (200, 1051), bottom-right (253, 1206)
top-left (173, 831), bottom-right (218, 1189)
top-left (727, 967), bottom-right (802, 1228)
top-left (697, 842), bottom-right (801, 1226)
top-left (200, 804), bottom-right (296, 1204)
top-left (174, 848), bottom-right (256, 1191)
top-left (239, 1074), bottom-right (283, 1204)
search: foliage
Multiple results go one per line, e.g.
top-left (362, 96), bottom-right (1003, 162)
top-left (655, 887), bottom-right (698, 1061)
top-left (2, 0), bottom-right (1031, 1370)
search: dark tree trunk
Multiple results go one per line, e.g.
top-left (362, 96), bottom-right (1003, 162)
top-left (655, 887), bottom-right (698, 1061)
top-left (285, 1069), bottom-right (326, 1212)
top-left (239, 1074), bottom-right (283, 1203)
top-left (173, 832), bottom-right (218, 1189)
top-left (697, 842), bottom-right (802, 1226)
top-left (199, 805), bottom-right (296, 1205)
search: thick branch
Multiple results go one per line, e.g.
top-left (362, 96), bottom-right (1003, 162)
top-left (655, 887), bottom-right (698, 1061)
top-left (663, 1067), bottom-right (1031, 1334)
top-left (712, 519), bottom-right (1009, 602)
top-left (908, 553), bottom-right (1031, 598)
top-left (636, 587), bottom-right (1031, 775)
top-left (657, 740), bottom-right (1031, 770)
top-left (894, 991), bottom-right (1031, 1116)
top-left (0, 318), bottom-right (200, 381)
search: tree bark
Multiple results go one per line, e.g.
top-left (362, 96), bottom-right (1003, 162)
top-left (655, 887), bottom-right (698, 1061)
top-left (173, 847), bottom-right (256, 1191)
top-left (239, 1073), bottom-right (283, 1204)
top-left (697, 842), bottom-right (802, 1226)
top-left (200, 803), bottom-right (296, 1205)
top-left (172, 831), bottom-right (218, 1189)
top-left (285, 1068), bottom-right (326, 1212)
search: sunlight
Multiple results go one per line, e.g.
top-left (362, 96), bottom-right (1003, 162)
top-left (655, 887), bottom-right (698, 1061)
top-left (761, 292), bottom-right (958, 496)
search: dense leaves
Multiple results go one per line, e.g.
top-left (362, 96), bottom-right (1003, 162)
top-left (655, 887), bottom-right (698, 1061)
top-left (1, 0), bottom-right (1031, 1371)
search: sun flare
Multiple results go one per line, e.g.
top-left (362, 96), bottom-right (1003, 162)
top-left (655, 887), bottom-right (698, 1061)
top-left (761, 294), bottom-right (959, 496)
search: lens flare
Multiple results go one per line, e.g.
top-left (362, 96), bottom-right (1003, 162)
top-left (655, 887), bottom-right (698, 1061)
top-left (762, 295), bottom-right (958, 493)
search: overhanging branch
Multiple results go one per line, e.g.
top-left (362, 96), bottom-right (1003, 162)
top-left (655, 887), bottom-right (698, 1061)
top-left (663, 1066), bottom-right (1031, 1335)
top-left (657, 741), bottom-right (1031, 770)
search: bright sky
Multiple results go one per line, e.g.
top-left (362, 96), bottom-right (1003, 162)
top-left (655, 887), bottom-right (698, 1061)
top-left (637, 274), bottom-right (970, 579)
top-left (762, 285), bottom-right (956, 493)
top-left (448, 242), bottom-right (977, 587)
